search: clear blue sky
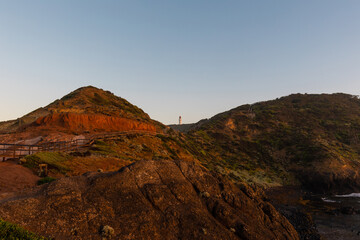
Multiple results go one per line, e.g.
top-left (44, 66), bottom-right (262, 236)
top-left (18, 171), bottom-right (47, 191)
top-left (0, 1), bottom-right (359, 124)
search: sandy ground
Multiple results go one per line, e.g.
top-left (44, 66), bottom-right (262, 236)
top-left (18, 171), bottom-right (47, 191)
top-left (0, 161), bottom-right (39, 194)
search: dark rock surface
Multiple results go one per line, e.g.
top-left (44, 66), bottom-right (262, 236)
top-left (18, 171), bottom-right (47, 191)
top-left (276, 206), bottom-right (322, 240)
top-left (0, 159), bottom-right (299, 240)
top-left (266, 187), bottom-right (322, 240)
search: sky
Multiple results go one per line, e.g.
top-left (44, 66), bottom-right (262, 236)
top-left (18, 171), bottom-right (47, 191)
top-left (0, 1), bottom-right (359, 124)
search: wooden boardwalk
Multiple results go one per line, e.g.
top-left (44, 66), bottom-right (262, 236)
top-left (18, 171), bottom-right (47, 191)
top-left (0, 130), bottom-right (157, 161)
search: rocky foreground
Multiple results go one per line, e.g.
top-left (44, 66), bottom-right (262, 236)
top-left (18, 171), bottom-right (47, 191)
top-left (0, 159), bottom-right (298, 240)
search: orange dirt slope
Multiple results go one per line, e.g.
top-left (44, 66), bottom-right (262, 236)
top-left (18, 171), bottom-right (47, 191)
top-left (32, 112), bottom-right (157, 134)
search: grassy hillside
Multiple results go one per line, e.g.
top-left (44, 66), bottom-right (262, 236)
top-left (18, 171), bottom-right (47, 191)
top-left (186, 93), bottom-right (360, 192)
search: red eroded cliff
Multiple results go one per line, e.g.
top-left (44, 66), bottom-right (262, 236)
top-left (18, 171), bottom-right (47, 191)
top-left (33, 113), bottom-right (157, 133)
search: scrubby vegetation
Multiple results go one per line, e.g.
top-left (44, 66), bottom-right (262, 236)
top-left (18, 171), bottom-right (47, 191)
top-left (0, 219), bottom-right (47, 240)
top-left (185, 93), bottom-right (360, 190)
top-left (90, 140), bottom-right (124, 158)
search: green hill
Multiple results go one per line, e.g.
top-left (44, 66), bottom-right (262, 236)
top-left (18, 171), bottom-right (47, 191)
top-left (184, 93), bottom-right (360, 192)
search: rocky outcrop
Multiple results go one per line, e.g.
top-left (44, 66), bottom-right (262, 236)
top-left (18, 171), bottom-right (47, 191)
top-left (294, 156), bottom-right (360, 193)
top-left (32, 113), bottom-right (157, 133)
top-left (297, 167), bottom-right (360, 194)
top-left (0, 159), bottom-right (299, 240)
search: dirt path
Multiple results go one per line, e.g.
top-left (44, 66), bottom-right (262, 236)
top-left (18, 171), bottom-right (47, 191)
top-left (0, 161), bottom-right (39, 194)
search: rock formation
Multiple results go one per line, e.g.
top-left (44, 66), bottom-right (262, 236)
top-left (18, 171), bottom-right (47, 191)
top-left (0, 159), bottom-right (299, 240)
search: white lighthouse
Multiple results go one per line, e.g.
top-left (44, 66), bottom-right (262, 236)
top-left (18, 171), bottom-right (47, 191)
top-left (179, 116), bottom-right (182, 125)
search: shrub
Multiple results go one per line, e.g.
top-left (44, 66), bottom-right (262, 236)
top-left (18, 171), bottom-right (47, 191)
top-left (37, 177), bottom-right (56, 185)
top-left (0, 219), bottom-right (47, 240)
top-left (100, 225), bottom-right (114, 239)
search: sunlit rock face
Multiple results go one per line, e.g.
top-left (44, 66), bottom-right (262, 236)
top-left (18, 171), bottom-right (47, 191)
top-left (0, 159), bottom-right (299, 240)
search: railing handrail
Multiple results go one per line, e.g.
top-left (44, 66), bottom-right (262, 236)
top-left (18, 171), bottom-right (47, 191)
top-left (0, 130), bottom-right (157, 159)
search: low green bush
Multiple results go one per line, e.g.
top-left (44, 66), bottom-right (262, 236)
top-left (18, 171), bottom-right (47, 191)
top-left (37, 177), bottom-right (56, 185)
top-left (0, 219), bottom-right (47, 240)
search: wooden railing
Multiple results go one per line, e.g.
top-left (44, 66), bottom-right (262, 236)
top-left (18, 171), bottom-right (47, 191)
top-left (0, 130), bottom-right (157, 161)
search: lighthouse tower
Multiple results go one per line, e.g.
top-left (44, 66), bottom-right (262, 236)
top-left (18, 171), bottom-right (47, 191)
top-left (179, 116), bottom-right (182, 125)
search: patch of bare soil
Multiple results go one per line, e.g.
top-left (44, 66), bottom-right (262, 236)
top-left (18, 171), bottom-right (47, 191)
top-left (0, 161), bottom-right (39, 195)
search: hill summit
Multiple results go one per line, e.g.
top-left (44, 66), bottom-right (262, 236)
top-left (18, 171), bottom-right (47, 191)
top-left (47, 86), bottom-right (150, 120)
top-left (0, 86), bottom-right (160, 135)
